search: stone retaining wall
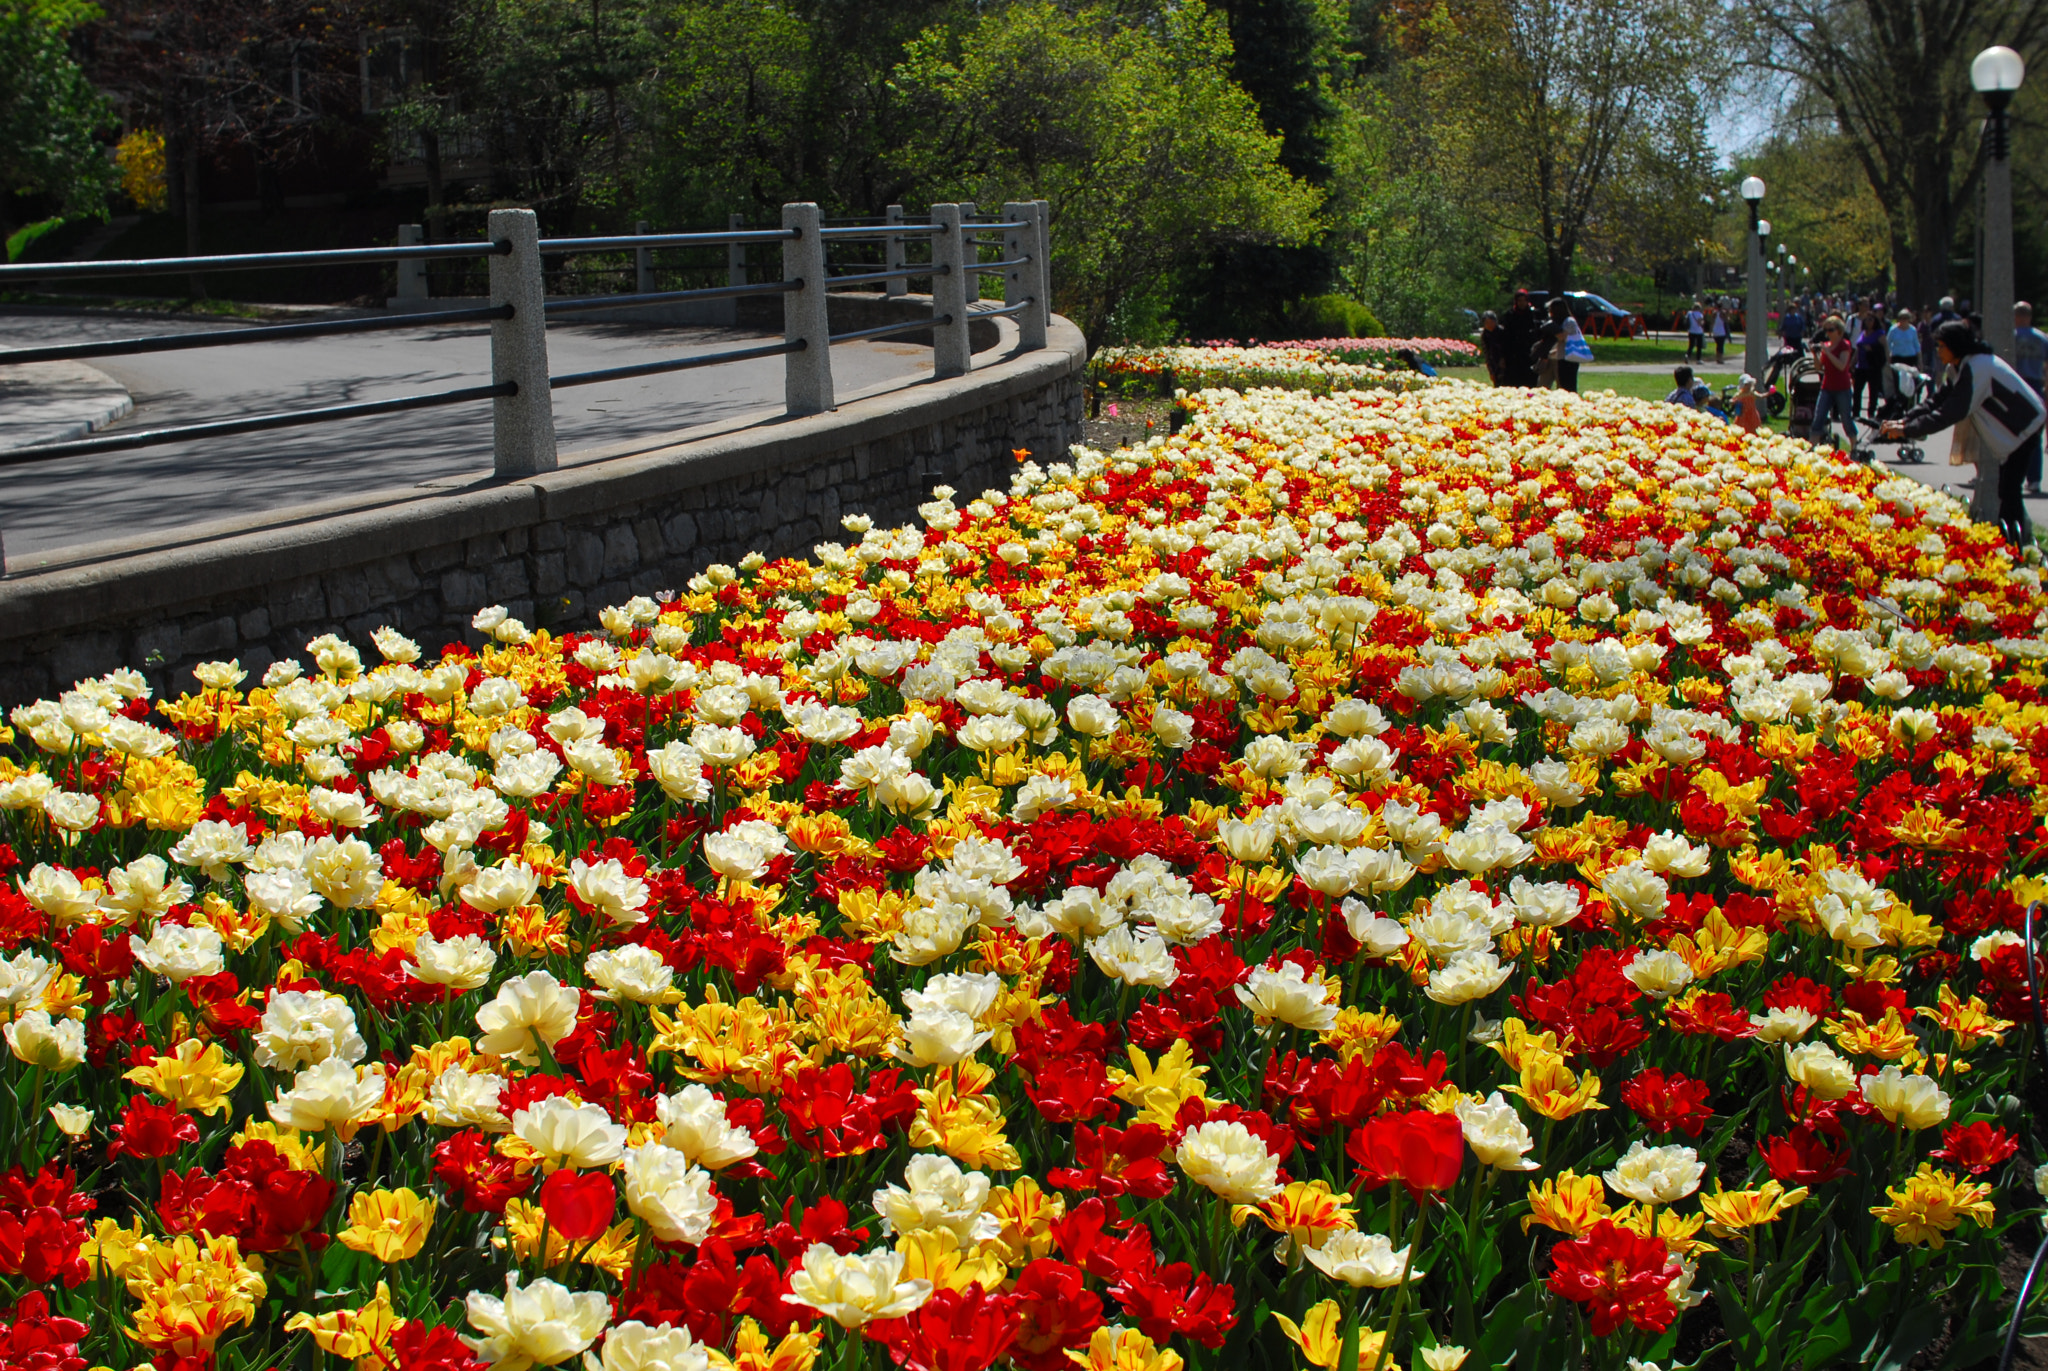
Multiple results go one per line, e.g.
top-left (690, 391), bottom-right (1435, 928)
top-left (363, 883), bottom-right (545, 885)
top-left (0, 313), bottom-right (1085, 705)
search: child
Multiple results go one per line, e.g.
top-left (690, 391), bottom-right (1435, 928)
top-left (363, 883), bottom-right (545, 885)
top-left (1664, 364), bottom-right (1709, 409)
top-left (1733, 375), bottom-right (1763, 434)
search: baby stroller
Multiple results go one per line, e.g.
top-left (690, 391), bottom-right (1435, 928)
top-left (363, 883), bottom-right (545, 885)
top-left (1849, 364), bottom-right (1931, 465)
top-left (1759, 342), bottom-right (1806, 416)
top-left (1870, 363), bottom-right (1929, 464)
top-left (1784, 356), bottom-right (1822, 441)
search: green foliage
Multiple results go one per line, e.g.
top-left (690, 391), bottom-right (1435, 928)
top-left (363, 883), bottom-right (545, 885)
top-left (890, 0), bottom-right (1323, 344)
top-left (1733, 128), bottom-right (1893, 294)
top-left (1284, 292), bottom-right (1382, 337)
top-left (644, 0), bottom-right (955, 220)
top-left (463, 0), bottom-right (657, 224)
top-left (4, 214), bottom-right (66, 262)
top-left (0, 0), bottom-right (113, 230)
top-left (1321, 89), bottom-right (1520, 336)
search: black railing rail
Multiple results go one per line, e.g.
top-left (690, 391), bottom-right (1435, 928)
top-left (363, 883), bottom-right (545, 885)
top-left (543, 280), bottom-right (800, 317)
top-left (0, 240), bottom-right (511, 282)
top-left (538, 229), bottom-right (799, 253)
top-left (0, 382), bottom-right (515, 468)
top-left (0, 305), bottom-right (513, 367)
top-left (830, 315), bottom-right (954, 346)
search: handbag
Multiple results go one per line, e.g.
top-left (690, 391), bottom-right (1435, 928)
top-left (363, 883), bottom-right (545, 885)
top-left (1563, 331), bottom-right (1594, 363)
top-left (1950, 418), bottom-right (1979, 467)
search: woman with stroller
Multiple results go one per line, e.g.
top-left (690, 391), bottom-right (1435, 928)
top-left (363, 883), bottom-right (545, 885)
top-left (1883, 319), bottom-right (2047, 549)
top-left (1811, 315), bottom-right (1858, 451)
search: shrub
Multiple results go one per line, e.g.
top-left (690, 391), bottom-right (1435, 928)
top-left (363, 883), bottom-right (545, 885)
top-left (1285, 293), bottom-right (1385, 339)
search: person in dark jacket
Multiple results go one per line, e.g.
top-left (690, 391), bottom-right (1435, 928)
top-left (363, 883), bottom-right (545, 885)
top-left (1884, 319), bottom-right (2047, 548)
top-left (1501, 292), bottom-right (1540, 386)
top-left (1479, 311), bottom-right (1508, 385)
top-left (1852, 303), bottom-right (1888, 418)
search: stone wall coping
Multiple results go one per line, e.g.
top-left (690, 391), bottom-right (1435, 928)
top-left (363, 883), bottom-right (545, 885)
top-left (0, 315), bottom-right (1085, 643)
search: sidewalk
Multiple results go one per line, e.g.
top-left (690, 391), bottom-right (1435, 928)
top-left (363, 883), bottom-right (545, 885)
top-left (0, 360), bottom-right (133, 452)
top-left (1855, 430), bottom-right (2048, 524)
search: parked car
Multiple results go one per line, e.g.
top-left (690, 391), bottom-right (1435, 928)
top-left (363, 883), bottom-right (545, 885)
top-left (1515, 289), bottom-right (1645, 338)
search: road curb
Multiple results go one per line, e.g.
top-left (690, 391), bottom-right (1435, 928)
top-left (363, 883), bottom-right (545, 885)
top-left (0, 361), bottom-right (133, 452)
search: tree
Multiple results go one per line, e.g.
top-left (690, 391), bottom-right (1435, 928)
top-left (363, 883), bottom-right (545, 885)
top-left (645, 0), bottom-right (959, 222)
top-left (89, 0), bottom-right (364, 265)
top-left (1177, 0), bottom-right (1341, 337)
top-left (891, 0), bottom-right (1323, 343)
top-left (0, 0), bottom-right (113, 237)
top-left (1735, 122), bottom-right (1895, 294)
top-left (457, 0), bottom-right (658, 228)
top-left (1409, 0), bottom-right (1716, 293)
top-left (1321, 86), bottom-right (1521, 334)
top-left (1735, 0), bottom-right (2048, 308)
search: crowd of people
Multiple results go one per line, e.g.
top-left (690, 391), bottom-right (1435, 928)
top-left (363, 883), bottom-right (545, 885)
top-left (1730, 291), bottom-right (2046, 550)
top-left (1470, 285), bottom-right (2048, 552)
top-left (1476, 292), bottom-right (1594, 393)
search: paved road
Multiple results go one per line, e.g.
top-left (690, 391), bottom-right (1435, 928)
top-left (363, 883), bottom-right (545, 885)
top-left (0, 311), bottom-right (932, 561)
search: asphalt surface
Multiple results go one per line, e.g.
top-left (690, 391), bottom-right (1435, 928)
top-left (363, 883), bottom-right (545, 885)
top-left (0, 310), bottom-right (932, 560)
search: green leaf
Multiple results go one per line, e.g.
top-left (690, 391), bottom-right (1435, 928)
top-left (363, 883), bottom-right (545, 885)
top-left (1869, 1295), bottom-right (1943, 1371)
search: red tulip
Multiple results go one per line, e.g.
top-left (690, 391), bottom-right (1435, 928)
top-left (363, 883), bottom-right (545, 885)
top-left (1932, 1120), bottom-right (2020, 1175)
top-left (538, 1169), bottom-right (616, 1244)
top-left (1547, 1220), bottom-right (1681, 1336)
top-left (107, 1096), bottom-right (199, 1162)
top-left (1346, 1108), bottom-right (1464, 1201)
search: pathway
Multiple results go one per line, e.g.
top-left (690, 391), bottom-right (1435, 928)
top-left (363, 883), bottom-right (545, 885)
top-left (0, 310), bottom-right (932, 563)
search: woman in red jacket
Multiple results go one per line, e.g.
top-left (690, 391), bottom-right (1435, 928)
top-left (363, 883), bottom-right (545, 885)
top-left (1811, 314), bottom-right (1857, 451)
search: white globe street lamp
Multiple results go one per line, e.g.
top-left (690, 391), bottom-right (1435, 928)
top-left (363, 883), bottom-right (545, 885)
top-left (1742, 178), bottom-right (1767, 377)
top-left (1974, 46), bottom-right (2026, 363)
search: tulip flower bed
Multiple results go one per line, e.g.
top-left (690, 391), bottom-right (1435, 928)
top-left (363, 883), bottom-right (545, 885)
top-left (1091, 345), bottom-right (1459, 399)
top-left (5, 380), bottom-right (2048, 1371)
top-left (1284, 340), bottom-right (1481, 369)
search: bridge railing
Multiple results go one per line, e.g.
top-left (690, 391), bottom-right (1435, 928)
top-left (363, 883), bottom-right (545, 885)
top-left (0, 199), bottom-right (1052, 477)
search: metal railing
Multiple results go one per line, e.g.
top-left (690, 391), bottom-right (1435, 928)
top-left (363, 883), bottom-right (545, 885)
top-left (0, 198), bottom-right (1052, 476)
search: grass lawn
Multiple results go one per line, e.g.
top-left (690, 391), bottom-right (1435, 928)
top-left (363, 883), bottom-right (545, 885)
top-left (1572, 335), bottom-right (1733, 365)
top-left (1438, 366), bottom-right (1799, 435)
top-left (1457, 334), bottom-right (1738, 366)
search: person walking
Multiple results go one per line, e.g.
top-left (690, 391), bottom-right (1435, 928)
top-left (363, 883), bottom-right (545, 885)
top-left (1535, 298), bottom-right (1590, 393)
top-left (1479, 310), bottom-right (1508, 385)
top-left (1709, 302), bottom-right (1729, 363)
top-left (1501, 292), bottom-right (1540, 386)
top-left (1780, 299), bottom-right (1808, 355)
top-left (2015, 302), bottom-right (2047, 495)
top-left (1852, 303), bottom-right (1888, 419)
top-left (1884, 319), bottom-right (2047, 548)
top-left (1928, 296), bottom-right (1959, 358)
top-left (1884, 308), bottom-right (1922, 414)
top-left (1811, 314), bottom-right (1858, 452)
top-left (1685, 302), bottom-right (1706, 362)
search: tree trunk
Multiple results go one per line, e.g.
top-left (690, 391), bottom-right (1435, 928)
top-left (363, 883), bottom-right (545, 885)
top-left (421, 128), bottom-right (445, 242)
top-left (1917, 193), bottom-right (1951, 308)
top-left (257, 152), bottom-right (285, 217)
top-left (183, 143), bottom-right (206, 299)
top-left (1546, 241), bottom-right (1571, 294)
top-left (165, 129), bottom-right (188, 221)
top-left (1891, 225), bottom-right (1918, 308)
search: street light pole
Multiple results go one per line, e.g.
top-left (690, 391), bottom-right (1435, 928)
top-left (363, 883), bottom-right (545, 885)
top-left (1973, 46), bottom-right (2026, 363)
top-left (1742, 177), bottom-right (1767, 376)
